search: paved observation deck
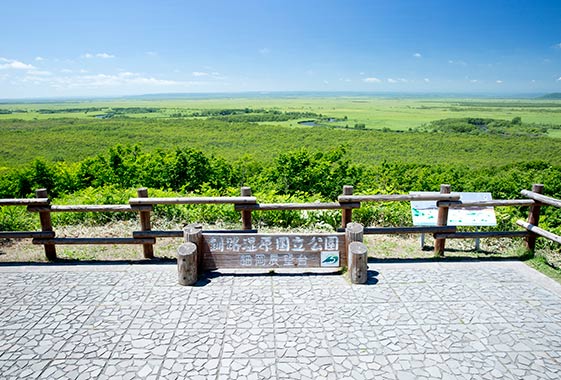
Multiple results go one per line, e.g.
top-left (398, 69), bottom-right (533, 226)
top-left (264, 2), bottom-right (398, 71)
top-left (1, 261), bottom-right (561, 379)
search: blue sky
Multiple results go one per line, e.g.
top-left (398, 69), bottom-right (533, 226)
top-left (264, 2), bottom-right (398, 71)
top-left (1, 0), bottom-right (560, 98)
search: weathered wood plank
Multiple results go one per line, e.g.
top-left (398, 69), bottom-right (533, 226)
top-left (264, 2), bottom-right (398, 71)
top-left (521, 188), bottom-right (561, 209)
top-left (0, 231), bottom-right (55, 239)
top-left (434, 231), bottom-right (529, 239)
top-left (338, 193), bottom-right (460, 202)
top-left (133, 230), bottom-right (183, 238)
top-left (133, 229), bottom-right (258, 238)
top-left (0, 198), bottom-right (50, 206)
top-left (32, 238), bottom-right (156, 245)
top-left (517, 220), bottom-right (561, 244)
top-left (234, 202), bottom-right (360, 211)
top-left (362, 226), bottom-right (457, 235)
top-left (28, 204), bottom-right (143, 213)
top-left (437, 199), bottom-right (536, 208)
top-left (129, 196), bottom-right (258, 205)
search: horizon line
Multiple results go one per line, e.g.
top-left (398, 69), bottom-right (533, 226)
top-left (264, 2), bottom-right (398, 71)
top-left (0, 90), bottom-right (558, 103)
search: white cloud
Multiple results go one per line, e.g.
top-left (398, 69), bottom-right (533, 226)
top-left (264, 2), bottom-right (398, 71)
top-left (387, 78), bottom-right (407, 84)
top-left (0, 58), bottom-right (35, 70)
top-left (118, 71), bottom-right (136, 77)
top-left (27, 70), bottom-right (52, 76)
top-left (60, 68), bottom-right (88, 74)
top-left (192, 71), bottom-right (209, 77)
top-left (211, 72), bottom-right (226, 80)
top-left (424, 78), bottom-right (430, 83)
top-left (470, 79), bottom-right (478, 83)
top-left (82, 52), bottom-right (115, 59)
top-left (35, 56), bottom-right (45, 61)
top-left (557, 77), bottom-right (561, 81)
top-left (259, 48), bottom-right (271, 55)
top-left (96, 53), bottom-right (114, 59)
top-left (17, 70), bottom-right (193, 90)
top-left (363, 77), bottom-right (381, 83)
top-left (413, 53), bottom-right (422, 58)
top-left (387, 78), bottom-right (397, 83)
top-left (50, 72), bottom-right (187, 88)
top-left (145, 51), bottom-right (158, 56)
top-left (448, 59), bottom-right (467, 66)
top-left (323, 80), bottom-right (329, 84)
top-left (496, 80), bottom-right (503, 84)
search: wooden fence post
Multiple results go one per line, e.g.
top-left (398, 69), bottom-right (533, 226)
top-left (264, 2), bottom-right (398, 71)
top-left (434, 184), bottom-right (451, 257)
top-left (349, 241), bottom-right (368, 284)
top-left (341, 185), bottom-right (354, 229)
top-left (137, 188), bottom-right (154, 259)
top-left (184, 224), bottom-right (203, 272)
top-left (345, 222), bottom-right (367, 284)
top-left (36, 188), bottom-right (56, 261)
top-left (526, 183), bottom-right (544, 252)
top-left (177, 242), bottom-right (198, 286)
top-left (240, 186), bottom-right (253, 230)
top-left (177, 224), bottom-right (203, 285)
top-left (346, 222), bottom-right (364, 243)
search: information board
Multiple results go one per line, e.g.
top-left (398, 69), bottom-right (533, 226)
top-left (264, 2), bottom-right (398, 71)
top-left (410, 192), bottom-right (497, 227)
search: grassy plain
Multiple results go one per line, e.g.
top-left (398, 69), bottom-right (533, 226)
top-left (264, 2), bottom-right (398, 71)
top-left (2, 117), bottom-right (561, 171)
top-left (2, 96), bottom-right (561, 131)
top-left (1, 96), bottom-right (561, 169)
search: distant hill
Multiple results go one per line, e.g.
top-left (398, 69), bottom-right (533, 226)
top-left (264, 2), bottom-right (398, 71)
top-left (537, 93), bottom-right (561, 100)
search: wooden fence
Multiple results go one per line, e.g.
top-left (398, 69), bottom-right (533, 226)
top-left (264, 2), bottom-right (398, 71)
top-left (1, 183), bottom-right (560, 261)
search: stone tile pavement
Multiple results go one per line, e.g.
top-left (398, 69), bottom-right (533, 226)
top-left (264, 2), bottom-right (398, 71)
top-left (1, 260), bottom-right (561, 379)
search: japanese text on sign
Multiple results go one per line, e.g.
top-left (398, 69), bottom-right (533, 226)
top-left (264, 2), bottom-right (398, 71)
top-left (204, 234), bottom-right (342, 268)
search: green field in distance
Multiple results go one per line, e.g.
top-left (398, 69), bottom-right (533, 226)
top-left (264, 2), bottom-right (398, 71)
top-left (1, 96), bottom-right (561, 170)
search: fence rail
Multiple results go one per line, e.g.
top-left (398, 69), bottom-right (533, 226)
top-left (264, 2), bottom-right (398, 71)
top-left (28, 205), bottom-right (141, 213)
top-left (521, 190), bottom-right (561, 208)
top-left (1, 183), bottom-right (560, 261)
top-left (437, 199), bottom-right (536, 208)
top-left (129, 196), bottom-right (258, 205)
top-left (0, 198), bottom-right (49, 206)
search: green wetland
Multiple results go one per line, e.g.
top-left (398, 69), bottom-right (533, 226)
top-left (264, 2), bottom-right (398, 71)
top-left (1, 95), bottom-right (561, 266)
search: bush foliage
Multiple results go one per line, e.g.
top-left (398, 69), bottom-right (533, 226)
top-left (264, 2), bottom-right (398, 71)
top-left (1, 143), bottom-right (560, 238)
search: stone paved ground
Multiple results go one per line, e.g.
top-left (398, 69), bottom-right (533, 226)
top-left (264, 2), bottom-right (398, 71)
top-left (1, 261), bottom-right (561, 379)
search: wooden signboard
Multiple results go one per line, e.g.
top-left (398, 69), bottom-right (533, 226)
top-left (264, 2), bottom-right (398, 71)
top-left (201, 232), bottom-right (346, 270)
